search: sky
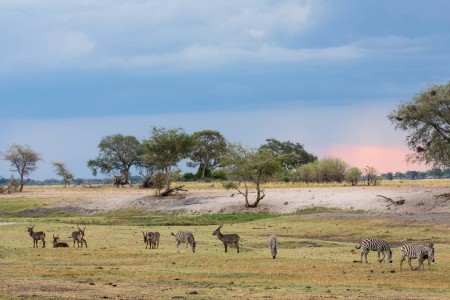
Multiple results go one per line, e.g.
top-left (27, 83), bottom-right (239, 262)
top-left (1, 0), bottom-right (449, 180)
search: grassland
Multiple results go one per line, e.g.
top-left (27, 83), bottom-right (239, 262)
top-left (0, 183), bottom-right (449, 299)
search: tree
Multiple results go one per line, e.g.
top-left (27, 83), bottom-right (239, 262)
top-left (142, 127), bottom-right (194, 196)
top-left (345, 167), bottom-right (362, 186)
top-left (188, 130), bottom-right (228, 179)
top-left (388, 82), bottom-right (450, 169)
top-left (3, 144), bottom-right (41, 192)
top-left (225, 145), bottom-right (283, 208)
top-left (363, 166), bottom-right (378, 186)
top-left (87, 134), bottom-right (142, 181)
top-left (259, 138), bottom-right (317, 172)
top-left (52, 162), bottom-right (74, 187)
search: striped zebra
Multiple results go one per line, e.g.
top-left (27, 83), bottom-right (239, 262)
top-left (268, 235), bottom-right (278, 259)
top-left (171, 231), bottom-right (196, 253)
top-left (355, 238), bottom-right (392, 263)
top-left (400, 243), bottom-right (435, 271)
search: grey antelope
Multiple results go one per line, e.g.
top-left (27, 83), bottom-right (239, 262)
top-left (268, 235), bottom-right (278, 259)
top-left (171, 231), bottom-right (196, 253)
top-left (400, 243), bottom-right (435, 271)
top-left (142, 231), bottom-right (160, 249)
top-left (52, 234), bottom-right (69, 248)
top-left (71, 225), bottom-right (87, 248)
top-left (26, 225), bottom-right (46, 248)
top-left (212, 225), bottom-right (240, 253)
top-left (356, 238), bottom-right (393, 263)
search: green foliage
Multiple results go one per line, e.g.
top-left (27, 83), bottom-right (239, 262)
top-left (87, 134), bottom-right (142, 181)
top-left (259, 138), bottom-right (317, 172)
top-left (182, 172), bottom-right (196, 181)
top-left (295, 158), bottom-right (349, 183)
top-left (188, 130), bottom-right (228, 179)
top-left (142, 127), bottom-right (194, 194)
top-left (345, 167), bottom-right (362, 186)
top-left (388, 82), bottom-right (450, 168)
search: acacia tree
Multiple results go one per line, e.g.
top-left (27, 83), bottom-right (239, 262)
top-left (259, 138), bottom-right (317, 172)
top-left (52, 162), bottom-right (74, 187)
top-left (225, 145), bottom-right (283, 208)
top-left (364, 166), bottom-right (378, 186)
top-left (3, 144), bottom-right (41, 192)
top-left (388, 82), bottom-right (450, 168)
top-left (188, 130), bottom-right (228, 179)
top-left (87, 134), bottom-right (142, 182)
top-left (345, 167), bottom-right (362, 186)
top-left (142, 127), bottom-right (194, 196)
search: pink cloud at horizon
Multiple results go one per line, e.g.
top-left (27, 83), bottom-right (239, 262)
top-left (324, 144), bottom-right (429, 174)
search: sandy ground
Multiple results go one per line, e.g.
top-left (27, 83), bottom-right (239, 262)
top-left (130, 186), bottom-right (450, 216)
top-left (2, 185), bottom-right (449, 221)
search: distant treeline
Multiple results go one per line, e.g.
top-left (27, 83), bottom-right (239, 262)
top-left (1, 168), bottom-right (449, 187)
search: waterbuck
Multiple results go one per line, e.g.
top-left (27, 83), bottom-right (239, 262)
top-left (142, 231), bottom-right (150, 249)
top-left (52, 234), bottom-right (69, 248)
top-left (268, 235), bottom-right (278, 259)
top-left (148, 231), bottom-right (160, 249)
top-left (71, 225), bottom-right (87, 248)
top-left (26, 225), bottom-right (46, 248)
top-left (212, 225), bottom-right (240, 253)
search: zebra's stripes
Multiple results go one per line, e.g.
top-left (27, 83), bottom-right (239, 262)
top-left (400, 243), bottom-right (435, 271)
top-left (356, 238), bottom-right (392, 263)
top-left (171, 231), bottom-right (196, 253)
top-left (268, 235), bottom-right (278, 259)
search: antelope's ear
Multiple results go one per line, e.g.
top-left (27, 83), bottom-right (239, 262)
top-left (219, 224), bottom-right (223, 228)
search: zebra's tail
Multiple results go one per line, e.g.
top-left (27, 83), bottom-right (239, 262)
top-left (355, 244), bottom-right (361, 249)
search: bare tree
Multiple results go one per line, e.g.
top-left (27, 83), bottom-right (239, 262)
top-left (364, 166), bottom-right (378, 186)
top-left (3, 144), bottom-right (41, 192)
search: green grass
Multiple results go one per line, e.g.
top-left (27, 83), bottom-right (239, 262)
top-left (1, 216), bottom-right (449, 299)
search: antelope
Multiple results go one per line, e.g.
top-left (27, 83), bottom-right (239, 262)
top-left (26, 225), bottom-right (46, 248)
top-left (148, 231), bottom-right (160, 249)
top-left (268, 235), bottom-right (278, 259)
top-left (142, 231), bottom-right (151, 249)
top-left (212, 225), bottom-right (240, 253)
top-left (52, 234), bottom-right (69, 248)
top-left (71, 225), bottom-right (87, 248)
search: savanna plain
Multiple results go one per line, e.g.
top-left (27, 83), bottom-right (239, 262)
top-left (0, 180), bottom-right (449, 299)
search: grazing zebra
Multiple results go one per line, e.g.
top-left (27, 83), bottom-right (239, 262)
top-left (268, 235), bottom-right (278, 259)
top-left (400, 243), bottom-right (435, 271)
top-left (171, 231), bottom-right (196, 253)
top-left (355, 238), bottom-right (392, 263)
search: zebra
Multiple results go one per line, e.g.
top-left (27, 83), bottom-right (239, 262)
top-left (171, 231), bottom-right (196, 253)
top-left (355, 238), bottom-right (392, 263)
top-left (268, 235), bottom-right (278, 259)
top-left (400, 243), bottom-right (435, 271)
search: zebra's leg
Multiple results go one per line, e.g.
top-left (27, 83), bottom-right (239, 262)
top-left (408, 258), bottom-right (415, 271)
top-left (364, 250), bottom-right (369, 263)
top-left (415, 258), bottom-right (424, 271)
top-left (176, 241), bottom-right (180, 253)
top-left (379, 251), bottom-right (385, 263)
top-left (400, 255), bottom-right (405, 271)
top-left (360, 251), bottom-right (364, 263)
top-left (427, 257), bottom-right (432, 269)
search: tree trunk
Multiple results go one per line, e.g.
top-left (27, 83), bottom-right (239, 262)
top-left (19, 174), bottom-right (24, 192)
top-left (163, 167), bottom-right (172, 194)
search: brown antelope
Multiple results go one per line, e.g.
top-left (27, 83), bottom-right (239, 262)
top-left (26, 225), bottom-right (46, 248)
top-left (71, 225), bottom-right (87, 248)
top-left (52, 234), bottom-right (69, 248)
top-left (148, 232), bottom-right (160, 249)
top-left (142, 230), bottom-right (152, 249)
top-left (212, 225), bottom-right (240, 253)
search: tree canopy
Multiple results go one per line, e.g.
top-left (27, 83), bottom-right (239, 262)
top-left (3, 144), bottom-right (41, 192)
top-left (259, 138), bottom-right (317, 172)
top-left (52, 162), bottom-right (74, 187)
top-left (388, 82), bottom-right (450, 168)
top-left (188, 130), bottom-right (228, 179)
top-left (142, 127), bottom-right (194, 195)
top-left (87, 134), bottom-right (142, 181)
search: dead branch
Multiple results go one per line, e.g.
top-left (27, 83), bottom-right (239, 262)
top-left (160, 185), bottom-right (188, 197)
top-left (377, 194), bottom-right (405, 205)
